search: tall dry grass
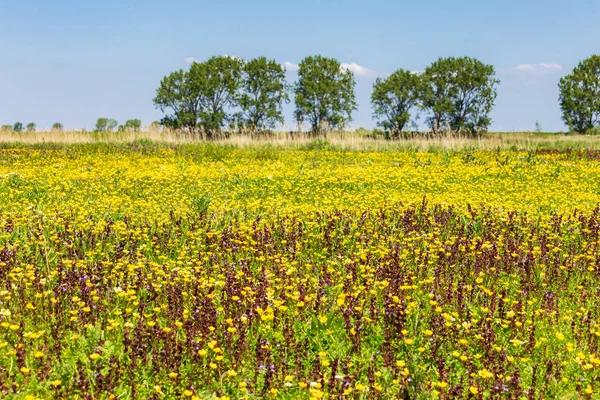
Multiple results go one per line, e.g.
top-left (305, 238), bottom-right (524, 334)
top-left (0, 128), bottom-right (599, 152)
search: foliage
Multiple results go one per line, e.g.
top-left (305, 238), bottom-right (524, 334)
top-left (51, 122), bottom-right (64, 132)
top-left (154, 56), bottom-right (244, 138)
top-left (125, 119), bottom-right (142, 132)
top-left (1, 145), bottom-right (600, 398)
top-left (558, 54), bottom-right (600, 133)
top-left (294, 55), bottom-right (357, 134)
top-left (237, 57), bottom-right (289, 133)
top-left (95, 118), bottom-right (118, 132)
top-left (12, 122), bottom-right (23, 132)
top-left (371, 69), bottom-right (423, 138)
top-left (535, 120), bottom-right (542, 133)
top-left (26, 123), bottom-right (36, 132)
top-left (421, 57), bottom-right (499, 134)
top-left (1, 125), bottom-right (13, 132)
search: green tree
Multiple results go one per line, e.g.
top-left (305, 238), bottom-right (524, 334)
top-left (154, 56), bottom-right (243, 138)
top-left (107, 119), bottom-right (118, 132)
top-left (558, 55), bottom-right (600, 133)
top-left (238, 57), bottom-right (289, 133)
top-left (1, 125), bottom-right (13, 131)
top-left (52, 122), bottom-right (64, 132)
top-left (294, 55), bottom-right (357, 134)
top-left (13, 122), bottom-right (23, 132)
top-left (125, 119), bottom-right (142, 132)
top-left (371, 69), bottom-right (423, 138)
top-left (421, 57), bottom-right (499, 134)
top-left (153, 69), bottom-right (197, 132)
top-left (26, 123), bottom-right (36, 132)
top-left (95, 118), bottom-right (108, 132)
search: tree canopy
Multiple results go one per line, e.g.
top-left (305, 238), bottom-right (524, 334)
top-left (421, 57), bottom-right (499, 134)
top-left (558, 55), bottom-right (600, 133)
top-left (154, 56), bottom-right (243, 138)
top-left (371, 69), bottom-right (423, 137)
top-left (294, 55), bottom-right (357, 134)
top-left (237, 57), bottom-right (289, 133)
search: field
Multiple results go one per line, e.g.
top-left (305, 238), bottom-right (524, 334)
top-left (1, 139), bottom-right (600, 399)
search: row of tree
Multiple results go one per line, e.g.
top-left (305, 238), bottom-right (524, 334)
top-left (152, 55), bottom-right (499, 137)
top-left (2, 55), bottom-right (598, 136)
top-left (1, 122), bottom-right (39, 132)
top-left (154, 54), bottom-right (600, 137)
top-left (94, 118), bottom-right (143, 132)
top-left (0, 120), bottom-right (143, 133)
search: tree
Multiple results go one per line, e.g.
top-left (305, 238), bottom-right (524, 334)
top-left (95, 118), bottom-right (108, 132)
top-left (237, 57), bottom-right (289, 133)
top-left (371, 69), bottom-right (423, 138)
top-left (26, 123), bottom-right (36, 132)
top-left (421, 57), bottom-right (499, 134)
top-left (125, 119), bottom-right (142, 132)
top-left (294, 55), bottom-right (357, 134)
top-left (154, 56), bottom-right (244, 138)
top-left (558, 55), bottom-right (600, 133)
top-left (95, 118), bottom-right (117, 132)
top-left (1, 125), bottom-right (12, 132)
top-left (535, 121), bottom-right (542, 133)
top-left (52, 122), bottom-right (64, 132)
top-left (107, 119), bottom-right (118, 132)
top-left (13, 122), bottom-right (23, 132)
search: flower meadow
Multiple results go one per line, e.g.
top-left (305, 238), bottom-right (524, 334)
top-left (1, 143), bottom-right (600, 399)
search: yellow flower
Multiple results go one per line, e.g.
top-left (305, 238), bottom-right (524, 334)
top-left (20, 367), bottom-right (30, 374)
top-left (424, 329), bottom-right (433, 336)
top-left (469, 386), bottom-right (478, 394)
top-left (168, 372), bottom-right (178, 378)
top-left (183, 390), bottom-right (193, 397)
top-left (89, 353), bottom-right (101, 360)
top-left (198, 349), bottom-right (208, 357)
top-left (478, 368), bottom-right (494, 379)
top-left (51, 380), bottom-right (62, 387)
top-left (405, 338), bottom-right (414, 345)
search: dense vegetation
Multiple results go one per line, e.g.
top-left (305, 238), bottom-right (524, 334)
top-left (1, 143), bottom-right (600, 398)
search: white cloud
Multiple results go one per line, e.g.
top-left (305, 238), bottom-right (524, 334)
top-left (283, 61), bottom-right (299, 72)
top-left (340, 62), bottom-right (377, 77)
top-left (513, 63), bottom-right (563, 75)
top-left (184, 57), bottom-right (198, 64)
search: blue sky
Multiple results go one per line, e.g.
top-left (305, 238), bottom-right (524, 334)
top-left (1, 0), bottom-right (598, 131)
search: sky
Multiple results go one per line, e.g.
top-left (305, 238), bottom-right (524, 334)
top-left (1, 0), bottom-right (598, 131)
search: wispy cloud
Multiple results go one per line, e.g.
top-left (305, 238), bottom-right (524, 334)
top-left (283, 61), bottom-right (299, 72)
top-left (340, 62), bottom-right (377, 77)
top-left (513, 63), bottom-right (563, 75)
top-left (184, 57), bottom-right (198, 64)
